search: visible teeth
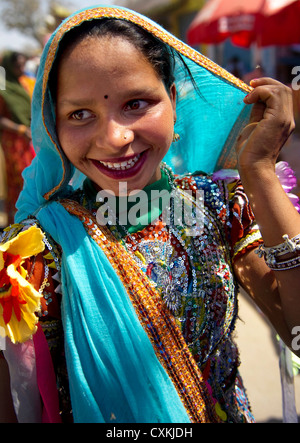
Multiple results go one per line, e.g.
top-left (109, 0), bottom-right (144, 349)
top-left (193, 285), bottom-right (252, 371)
top-left (100, 155), bottom-right (140, 170)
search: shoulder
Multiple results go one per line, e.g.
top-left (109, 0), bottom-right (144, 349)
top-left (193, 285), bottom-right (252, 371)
top-left (175, 170), bottom-right (238, 219)
top-left (1, 219), bottom-right (60, 260)
top-left (175, 170), bottom-right (263, 260)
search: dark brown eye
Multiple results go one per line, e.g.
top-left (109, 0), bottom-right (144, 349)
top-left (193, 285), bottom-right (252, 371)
top-left (130, 101), bottom-right (140, 110)
top-left (124, 100), bottom-right (148, 111)
top-left (71, 110), bottom-right (93, 120)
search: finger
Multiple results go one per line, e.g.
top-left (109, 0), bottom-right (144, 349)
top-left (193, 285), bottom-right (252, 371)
top-left (249, 77), bottom-right (283, 87)
top-left (248, 101), bottom-right (266, 124)
top-left (246, 88), bottom-right (294, 133)
top-left (244, 83), bottom-right (293, 112)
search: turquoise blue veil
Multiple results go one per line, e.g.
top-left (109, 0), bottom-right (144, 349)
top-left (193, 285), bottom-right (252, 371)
top-left (14, 5), bottom-right (252, 423)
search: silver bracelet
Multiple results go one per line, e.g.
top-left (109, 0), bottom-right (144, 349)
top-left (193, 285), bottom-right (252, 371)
top-left (267, 255), bottom-right (300, 271)
top-left (255, 234), bottom-right (300, 267)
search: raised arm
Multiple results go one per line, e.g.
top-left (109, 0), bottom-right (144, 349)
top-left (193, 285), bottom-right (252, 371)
top-left (233, 78), bottom-right (300, 357)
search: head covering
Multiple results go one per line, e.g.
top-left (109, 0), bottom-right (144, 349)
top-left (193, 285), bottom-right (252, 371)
top-left (15, 5), bottom-right (251, 222)
top-left (0, 51), bottom-right (32, 126)
top-left (14, 5), bottom-right (252, 423)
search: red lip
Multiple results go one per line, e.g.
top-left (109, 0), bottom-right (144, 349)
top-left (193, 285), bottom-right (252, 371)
top-left (91, 150), bottom-right (148, 179)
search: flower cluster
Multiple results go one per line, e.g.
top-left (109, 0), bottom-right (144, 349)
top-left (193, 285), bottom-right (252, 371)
top-left (213, 162), bottom-right (300, 213)
top-left (275, 162), bottom-right (300, 213)
top-left (0, 226), bottom-right (45, 344)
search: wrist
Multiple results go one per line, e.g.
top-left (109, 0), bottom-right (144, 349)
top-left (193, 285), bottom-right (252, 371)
top-left (238, 160), bottom-right (277, 186)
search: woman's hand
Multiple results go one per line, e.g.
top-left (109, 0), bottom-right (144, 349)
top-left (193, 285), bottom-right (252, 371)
top-left (236, 78), bottom-right (295, 175)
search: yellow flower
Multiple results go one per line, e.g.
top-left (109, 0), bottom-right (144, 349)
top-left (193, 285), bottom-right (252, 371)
top-left (0, 226), bottom-right (45, 344)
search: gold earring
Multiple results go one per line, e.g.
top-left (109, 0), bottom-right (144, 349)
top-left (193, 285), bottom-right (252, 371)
top-left (173, 132), bottom-right (180, 143)
top-left (173, 119), bottom-right (180, 142)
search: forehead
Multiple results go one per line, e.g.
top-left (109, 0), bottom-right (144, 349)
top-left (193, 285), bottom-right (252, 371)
top-left (60, 35), bottom-right (149, 72)
top-left (15, 55), bottom-right (26, 67)
top-left (56, 34), bottom-right (161, 88)
top-left (55, 35), bottom-right (164, 102)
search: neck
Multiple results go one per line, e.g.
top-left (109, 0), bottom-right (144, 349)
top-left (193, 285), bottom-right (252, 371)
top-left (83, 163), bottom-right (176, 234)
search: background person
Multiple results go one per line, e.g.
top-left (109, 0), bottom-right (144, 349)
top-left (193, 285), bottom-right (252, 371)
top-left (0, 51), bottom-right (35, 224)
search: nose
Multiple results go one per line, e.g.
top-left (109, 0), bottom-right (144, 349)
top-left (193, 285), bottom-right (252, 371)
top-left (97, 118), bottom-right (134, 151)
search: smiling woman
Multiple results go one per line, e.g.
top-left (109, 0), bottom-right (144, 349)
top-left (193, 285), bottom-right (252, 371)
top-left (0, 5), bottom-right (300, 425)
top-left (55, 33), bottom-right (176, 194)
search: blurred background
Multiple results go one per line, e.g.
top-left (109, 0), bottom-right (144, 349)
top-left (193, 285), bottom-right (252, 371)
top-left (0, 0), bottom-right (299, 423)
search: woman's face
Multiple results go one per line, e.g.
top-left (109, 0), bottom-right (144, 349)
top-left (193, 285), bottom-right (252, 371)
top-left (55, 34), bottom-right (177, 196)
top-left (13, 55), bottom-right (26, 78)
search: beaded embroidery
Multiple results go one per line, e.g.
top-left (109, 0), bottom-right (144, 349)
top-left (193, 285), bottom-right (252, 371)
top-left (60, 198), bottom-right (222, 423)
top-left (59, 169), bottom-right (260, 422)
top-left (0, 169), bottom-right (259, 422)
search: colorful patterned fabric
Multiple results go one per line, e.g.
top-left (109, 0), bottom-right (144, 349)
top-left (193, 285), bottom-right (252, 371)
top-left (1, 170), bottom-right (260, 422)
top-left (64, 170), bottom-right (259, 422)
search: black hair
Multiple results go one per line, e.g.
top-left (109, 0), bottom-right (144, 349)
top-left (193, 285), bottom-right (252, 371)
top-left (49, 18), bottom-right (177, 97)
top-left (49, 17), bottom-right (201, 101)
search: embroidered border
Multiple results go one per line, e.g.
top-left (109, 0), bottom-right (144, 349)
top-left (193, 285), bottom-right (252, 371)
top-left (60, 199), bottom-right (221, 423)
top-left (233, 229), bottom-right (263, 260)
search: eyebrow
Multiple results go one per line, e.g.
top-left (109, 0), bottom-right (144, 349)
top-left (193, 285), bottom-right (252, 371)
top-left (57, 86), bottom-right (161, 108)
top-left (57, 98), bottom-right (98, 108)
top-left (126, 86), bottom-right (160, 98)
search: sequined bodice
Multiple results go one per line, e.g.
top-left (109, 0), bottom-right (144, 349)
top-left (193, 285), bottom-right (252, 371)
top-left (73, 171), bottom-right (256, 422)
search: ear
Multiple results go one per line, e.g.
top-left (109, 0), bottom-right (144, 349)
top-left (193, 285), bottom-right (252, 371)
top-left (169, 83), bottom-right (177, 122)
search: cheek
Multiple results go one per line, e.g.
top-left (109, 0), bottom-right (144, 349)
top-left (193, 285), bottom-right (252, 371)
top-left (56, 124), bottom-right (85, 163)
top-left (143, 108), bottom-right (174, 147)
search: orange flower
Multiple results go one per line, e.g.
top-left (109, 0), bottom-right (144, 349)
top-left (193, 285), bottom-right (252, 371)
top-left (0, 226), bottom-right (45, 344)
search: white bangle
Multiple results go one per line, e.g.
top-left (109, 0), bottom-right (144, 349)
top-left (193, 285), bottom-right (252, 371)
top-left (255, 234), bottom-right (300, 267)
